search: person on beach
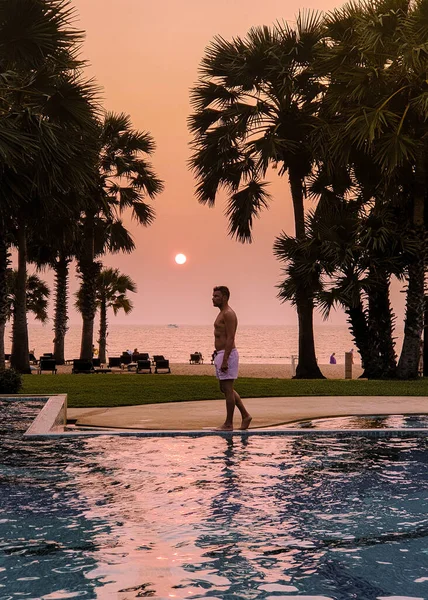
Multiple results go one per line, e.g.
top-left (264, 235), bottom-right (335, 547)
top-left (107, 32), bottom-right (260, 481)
top-left (212, 286), bottom-right (252, 431)
top-left (329, 352), bottom-right (336, 364)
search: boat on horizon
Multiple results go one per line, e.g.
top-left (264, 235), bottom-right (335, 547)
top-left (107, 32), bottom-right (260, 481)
top-left (167, 324), bottom-right (179, 328)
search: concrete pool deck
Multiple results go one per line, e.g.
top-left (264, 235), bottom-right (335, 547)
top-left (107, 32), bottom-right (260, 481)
top-left (67, 395), bottom-right (428, 431)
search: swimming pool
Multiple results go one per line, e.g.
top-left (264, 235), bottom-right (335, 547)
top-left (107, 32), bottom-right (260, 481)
top-left (285, 414), bottom-right (428, 430)
top-left (1, 399), bottom-right (428, 599)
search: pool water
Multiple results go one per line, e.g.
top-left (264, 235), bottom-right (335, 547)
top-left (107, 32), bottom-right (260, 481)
top-left (285, 414), bottom-right (428, 430)
top-left (1, 400), bottom-right (428, 600)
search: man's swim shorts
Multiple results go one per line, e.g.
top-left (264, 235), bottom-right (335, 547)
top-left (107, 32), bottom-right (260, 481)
top-left (214, 348), bottom-right (239, 380)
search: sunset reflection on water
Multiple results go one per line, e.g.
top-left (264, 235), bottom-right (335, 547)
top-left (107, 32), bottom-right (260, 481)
top-left (63, 435), bottom-right (428, 599)
top-left (2, 401), bottom-right (428, 599)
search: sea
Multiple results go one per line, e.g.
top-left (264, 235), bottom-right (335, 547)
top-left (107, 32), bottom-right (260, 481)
top-left (5, 323), bottom-right (405, 365)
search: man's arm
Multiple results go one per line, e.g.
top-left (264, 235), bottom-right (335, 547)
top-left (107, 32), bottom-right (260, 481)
top-left (221, 311), bottom-right (236, 371)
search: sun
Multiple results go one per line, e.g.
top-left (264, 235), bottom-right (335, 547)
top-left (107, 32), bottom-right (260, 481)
top-left (175, 253), bottom-right (187, 265)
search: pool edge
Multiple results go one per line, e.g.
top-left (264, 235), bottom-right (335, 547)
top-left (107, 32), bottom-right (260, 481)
top-left (24, 394), bottom-right (67, 437)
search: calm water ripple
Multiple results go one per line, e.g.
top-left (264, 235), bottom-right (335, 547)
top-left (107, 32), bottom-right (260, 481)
top-left (1, 401), bottom-right (428, 599)
top-left (6, 324), bottom-right (362, 364)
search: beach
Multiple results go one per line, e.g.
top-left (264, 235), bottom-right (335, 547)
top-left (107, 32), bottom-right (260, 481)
top-left (54, 362), bottom-right (364, 378)
top-left (14, 323), bottom-right (374, 366)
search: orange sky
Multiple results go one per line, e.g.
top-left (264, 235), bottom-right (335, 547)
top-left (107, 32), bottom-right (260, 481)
top-left (41, 0), bottom-right (405, 326)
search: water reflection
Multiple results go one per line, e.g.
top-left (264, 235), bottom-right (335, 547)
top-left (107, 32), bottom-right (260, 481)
top-left (2, 401), bottom-right (428, 600)
top-left (0, 400), bottom-right (107, 599)
top-left (286, 414), bottom-right (428, 430)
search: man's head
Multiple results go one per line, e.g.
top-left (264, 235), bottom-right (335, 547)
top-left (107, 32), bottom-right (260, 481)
top-left (212, 286), bottom-right (230, 308)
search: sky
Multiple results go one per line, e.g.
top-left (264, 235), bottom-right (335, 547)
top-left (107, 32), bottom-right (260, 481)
top-left (33, 0), bottom-right (406, 326)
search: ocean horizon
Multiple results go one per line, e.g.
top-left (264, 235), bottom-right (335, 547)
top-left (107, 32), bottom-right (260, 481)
top-left (6, 323), bottom-right (405, 365)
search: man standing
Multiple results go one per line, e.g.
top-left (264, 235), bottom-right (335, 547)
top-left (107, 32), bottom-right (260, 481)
top-left (212, 286), bottom-right (252, 431)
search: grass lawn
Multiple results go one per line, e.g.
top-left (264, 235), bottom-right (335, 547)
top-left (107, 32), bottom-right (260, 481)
top-left (21, 374), bottom-right (428, 408)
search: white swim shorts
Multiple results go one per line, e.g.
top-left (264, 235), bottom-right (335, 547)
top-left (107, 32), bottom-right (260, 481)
top-left (214, 348), bottom-right (239, 380)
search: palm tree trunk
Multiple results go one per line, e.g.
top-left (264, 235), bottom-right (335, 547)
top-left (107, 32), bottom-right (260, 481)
top-left (53, 256), bottom-right (70, 365)
top-left (345, 303), bottom-right (369, 375)
top-left (79, 262), bottom-right (100, 360)
top-left (397, 160), bottom-right (426, 379)
top-left (78, 213), bottom-right (101, 360)
top-left (289, 167), bottom-right (325, 379)
top-left (397, 246), bottom-right (425, 378)
top-left (11, 220), bottom-right (31, 373)
top-left (366, 268), bottom-right (396, 378)
top-left (423, 296), bottom-right (428, 377)
top-left (0, 236), bottom-right (9, 369)
top-left (98, 297), bottom-right (107, 364)
top-left (295, 291), bottom-right (325, 379)
top-left (289, 168), bottom-right (306, 240)
top-left (0, 322), bottom-right (5, 369)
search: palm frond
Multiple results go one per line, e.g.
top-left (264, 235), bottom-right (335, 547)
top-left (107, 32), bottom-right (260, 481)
top-left (225, 180), bottom-right (270, 242)
top-left (44, 74), bottom-right (101, 128)
top-left (0, 0), bottom-right (84, 71)
top-left (102, 112), bottom-right (132, 139)
top-left (105, 220), bottom-right (135, 254)
top-left (188, 108), bottom-right (223, 135)
top-left (374, 130), bottom-right (419, 170)
top-left (130, 201), bottom-right (155, 226)
top-left (6, 268), bottom-right (50, 322)
top-left (190, 82), bottom-right (241, 112)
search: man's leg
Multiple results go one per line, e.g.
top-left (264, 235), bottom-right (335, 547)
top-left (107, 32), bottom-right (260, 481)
top-left (218, 380), bottom-right (252, 431)
top-left (233, 389), bottom-right (252, 430)
top-left (215, 380), bottom-right (235, 430)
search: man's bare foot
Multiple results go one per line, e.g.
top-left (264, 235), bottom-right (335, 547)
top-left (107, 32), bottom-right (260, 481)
top-left (212, 424), bottom-right (233, 431)
top-left (240, 416), bottom-right (252, 430)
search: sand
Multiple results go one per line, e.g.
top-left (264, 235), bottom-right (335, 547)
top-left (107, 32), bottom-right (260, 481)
top-left (55, 362), bottom-right (364, 379)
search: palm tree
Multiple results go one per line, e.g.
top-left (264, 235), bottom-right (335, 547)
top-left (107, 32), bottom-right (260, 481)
top-left (0, 64), bottom-right (40, 370)
top-left (77, 112), bottom-right (164, 361)
top-left (0, 0), bottom-right (100, 373)
top-left (5, 268), bottom-right (49, 373)
top-left (278, 162), bottom-right (418, 378)
top-left (317, 0), bottom-right (428, 378)
top-left (6, 269), bottom-right (50, 325)
top-left (0, 240), bottom-right (12, 369)
top-left (309, 166), bottom-right (396, 379)
top-left (27, 214), bottom-right (81, 364)
top-left (76, 268), bottom-right (136, 364)
top-left (189, 13), bottom-right (327, 378)
top-left (318, 201), bottom-right (411, 378)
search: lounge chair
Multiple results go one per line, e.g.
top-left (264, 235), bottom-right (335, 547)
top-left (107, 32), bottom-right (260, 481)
top-left (38, 358), bottom-right (57, 374)
top-left (128, 353), bottom-right (151, 370)
top-left (152, 354), bottom-right (165, 365)
top-left (189, 352), bottom-right (203, 364)
top-left (72, 359), bottom-right (95, 374)
top-left (136, 359), bottom-right (152, 374)
top-left (42, 352), bottom-right (54, 359)
top-left (72, 359), bottom-right (112, 374)
top-left (6, 353), bottom-right (38, 364)
top-left (155, 359), bottom-right (171, 374)
top-left (108, 357), bottom-right (122, 368)
top-left (121, 353), bottom-right (132, 366)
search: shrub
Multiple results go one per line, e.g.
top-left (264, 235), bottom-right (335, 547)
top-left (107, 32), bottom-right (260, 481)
top-left (0, 368), bottom-right (23, 394)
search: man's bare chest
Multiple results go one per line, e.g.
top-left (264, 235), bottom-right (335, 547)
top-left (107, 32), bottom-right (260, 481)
top-left (214, 315), bottom-right (226, 331)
